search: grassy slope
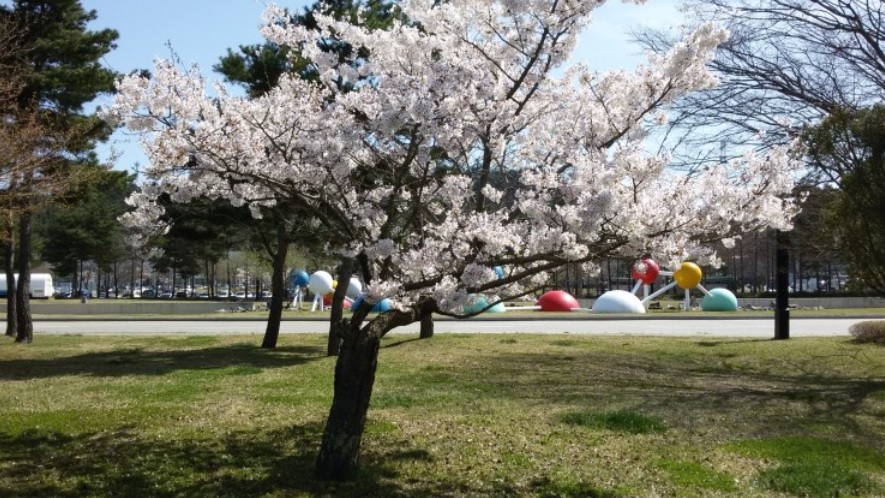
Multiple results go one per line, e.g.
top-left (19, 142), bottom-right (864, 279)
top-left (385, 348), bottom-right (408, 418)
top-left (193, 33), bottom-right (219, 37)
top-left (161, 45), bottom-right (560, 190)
top-left (0, 334), bottom-right (882, 497)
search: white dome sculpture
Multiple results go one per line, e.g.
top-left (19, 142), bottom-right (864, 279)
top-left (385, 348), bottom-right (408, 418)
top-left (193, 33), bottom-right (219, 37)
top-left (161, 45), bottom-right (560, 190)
top-left (592, 290), bottom-right (646, 314)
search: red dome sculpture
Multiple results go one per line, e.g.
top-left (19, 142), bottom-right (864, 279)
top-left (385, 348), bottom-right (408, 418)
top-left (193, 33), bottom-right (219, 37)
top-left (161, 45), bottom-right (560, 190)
top-left (537, 290), bottom-right (580, 312)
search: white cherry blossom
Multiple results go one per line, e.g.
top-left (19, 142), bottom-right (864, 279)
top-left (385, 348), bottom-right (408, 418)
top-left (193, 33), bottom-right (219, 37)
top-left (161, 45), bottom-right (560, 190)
top-left (104, 0), bottom-right (801, 316)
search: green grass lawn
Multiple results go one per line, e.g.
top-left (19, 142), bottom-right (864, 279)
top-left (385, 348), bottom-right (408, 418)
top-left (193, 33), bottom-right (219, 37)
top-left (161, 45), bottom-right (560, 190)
top-left (0, 334), bottom-right (883, 497)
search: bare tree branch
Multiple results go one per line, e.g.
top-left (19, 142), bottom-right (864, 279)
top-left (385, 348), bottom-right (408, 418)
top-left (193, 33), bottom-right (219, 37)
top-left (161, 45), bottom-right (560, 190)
top-left (635, 0), bottom-right (884, 180)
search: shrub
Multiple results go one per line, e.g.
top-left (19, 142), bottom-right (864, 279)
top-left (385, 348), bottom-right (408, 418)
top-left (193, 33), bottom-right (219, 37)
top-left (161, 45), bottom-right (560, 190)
top-left (849, 320), bottom-right (885, 344)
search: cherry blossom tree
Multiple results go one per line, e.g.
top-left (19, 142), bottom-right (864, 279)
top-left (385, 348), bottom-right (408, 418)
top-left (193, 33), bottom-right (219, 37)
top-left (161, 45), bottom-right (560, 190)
top-left (103, 0), bottom-right (802, 479)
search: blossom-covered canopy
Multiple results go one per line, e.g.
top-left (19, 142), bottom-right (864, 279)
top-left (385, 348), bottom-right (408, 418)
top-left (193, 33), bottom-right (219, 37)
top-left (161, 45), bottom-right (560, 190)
top-left (104, 0), bottom-right (800, 313)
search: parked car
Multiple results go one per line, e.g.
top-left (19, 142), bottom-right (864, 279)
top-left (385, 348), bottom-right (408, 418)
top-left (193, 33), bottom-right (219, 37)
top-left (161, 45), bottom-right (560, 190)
top-left (54, 288), bottom-right (73, 299)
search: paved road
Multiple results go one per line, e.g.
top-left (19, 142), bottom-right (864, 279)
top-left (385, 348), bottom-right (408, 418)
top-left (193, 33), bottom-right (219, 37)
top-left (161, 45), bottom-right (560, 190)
top-left (34, 318), bottom-right (864, 338)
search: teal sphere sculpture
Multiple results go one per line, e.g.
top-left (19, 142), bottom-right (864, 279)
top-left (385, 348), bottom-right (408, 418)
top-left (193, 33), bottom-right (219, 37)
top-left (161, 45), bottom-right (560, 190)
top-left (351, 295), bottom-right (393, 313)
top-left (701, 288), bottom-right (739, 312)
top-left (462, 295), bottom-right (506, 314)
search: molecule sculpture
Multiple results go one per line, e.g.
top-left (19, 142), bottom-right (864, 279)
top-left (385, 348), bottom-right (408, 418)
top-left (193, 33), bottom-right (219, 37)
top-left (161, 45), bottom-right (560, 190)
top-left (302, 272), bottom-right (369, 312)
top-left (639, 261), bottom-right (703, 311)
top-left (461, 295), bottom-right (507, 314)
top-left (506, 290), bottom-right (581, 312)
top-left (323, 277), bottom-right (364, 309)
top-left (636, 259), bottom-right (738, 312)
top-left (288, 270), bottom-right (310, 310)
top-left (591, 258), bottom-right (738, 313)
top-left (351, 295), bottom-right (393, 313)
top-left (308, 271), bottom-right (334, 312)
top-left (630, 258), bottom-right (661, 301)
top-left (346, 278), bottom-right (362, 300)
top-left (590, 258), bottom-right (662, 314)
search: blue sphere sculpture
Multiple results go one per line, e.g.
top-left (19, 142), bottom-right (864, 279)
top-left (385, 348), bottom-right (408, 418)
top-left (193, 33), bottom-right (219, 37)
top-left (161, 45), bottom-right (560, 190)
top-left (290, 270), bottom-right (309, 287)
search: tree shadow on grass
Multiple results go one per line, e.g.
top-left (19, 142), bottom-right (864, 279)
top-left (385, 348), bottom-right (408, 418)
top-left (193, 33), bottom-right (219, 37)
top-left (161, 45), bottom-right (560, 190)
top-left (695, 339), bottom-right (772, 347)
top-left (0, 423), bottom-right (464, 498)
top-left (439, 346), bottom-right (885, 450)
top-left (382, 337), bottom-right (425, 349)
top-left (0, 344), bottom-right (327, 381)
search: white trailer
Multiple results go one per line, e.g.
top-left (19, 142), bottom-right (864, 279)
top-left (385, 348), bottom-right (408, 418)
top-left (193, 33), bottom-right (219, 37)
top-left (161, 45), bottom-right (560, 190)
top-left (0, 273), bottom-right (54, 299)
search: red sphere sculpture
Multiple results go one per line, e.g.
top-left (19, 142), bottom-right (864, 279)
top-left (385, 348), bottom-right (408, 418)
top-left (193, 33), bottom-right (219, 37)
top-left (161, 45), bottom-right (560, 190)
top-left (537, 290), bottom-right (580, 312)
top-left (631, 258), bottom-right (660, 285)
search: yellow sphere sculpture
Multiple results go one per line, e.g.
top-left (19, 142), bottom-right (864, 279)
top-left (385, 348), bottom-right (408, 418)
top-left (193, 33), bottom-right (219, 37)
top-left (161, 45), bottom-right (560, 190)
top-left (325, 279), bottom-right (339, 299)
top-left (673, 262), bottom-right (703, 289)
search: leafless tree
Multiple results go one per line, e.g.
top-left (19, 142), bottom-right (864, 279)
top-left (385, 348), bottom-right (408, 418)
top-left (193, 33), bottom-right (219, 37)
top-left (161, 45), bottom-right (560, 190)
top-left (636, 0), bottom-right (884, 181)
top-left (1, 15), bottom-right (29, 338)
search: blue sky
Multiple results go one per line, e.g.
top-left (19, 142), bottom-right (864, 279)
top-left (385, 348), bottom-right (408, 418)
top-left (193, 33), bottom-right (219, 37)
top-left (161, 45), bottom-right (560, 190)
top-left (78, 0), bottom-right (682, 172)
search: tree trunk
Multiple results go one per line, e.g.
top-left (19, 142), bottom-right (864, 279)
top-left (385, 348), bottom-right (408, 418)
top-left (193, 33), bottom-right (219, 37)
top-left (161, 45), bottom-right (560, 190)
top-left (328, 257), bottom-right (353, 356)
top-left (205, 261), bottom-right (211, 297)
top-left (753, 232), bottom-right (759, 294)
top-left (775, 230), bottom-right (790, 340)
top-left (130, 256), bottom-right (135, 299)
top-left (226, 257), bottom-right (233, 299)
top-left (315, 323), bottom-right (381, 480)
top-left (606, 258), bottom-right (613, 292)
top-left (15, 212), bottom-right (33, 344)
top-left (315, 298), bottom-right (438, 480)
top-left (262, 225), bottom-right (290, 349)
top-left (4, 234), bottom-right (17, 338)
top-left (419, 313), bottom-right (434, 339)
top-left (738, 238), bottom-right (744, 294)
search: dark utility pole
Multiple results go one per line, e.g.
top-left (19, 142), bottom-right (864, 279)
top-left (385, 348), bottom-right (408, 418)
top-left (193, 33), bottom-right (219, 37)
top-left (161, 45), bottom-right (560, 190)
top-left (774, 230), bottom-right (790, 340)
